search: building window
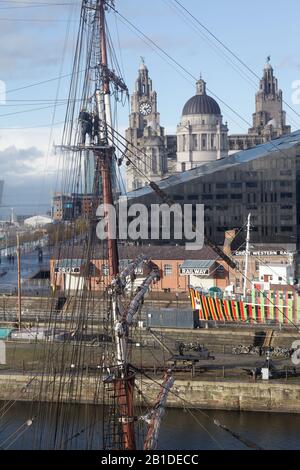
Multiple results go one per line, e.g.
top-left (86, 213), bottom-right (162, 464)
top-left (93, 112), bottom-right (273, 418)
top-left (152, 149), bottom-right (157, 173)
top-left (192, 134), bottom-right (198, 150)
top-left (202, 134), bottom-right (207, 150)
top-left (211, 134), bottom-right (215, 149)
top-left (163, 264), bottom-right (173, 276)
top-left (181, 163), bottom-right (186, 172)
top-left (101, 265), bottom-right (109, 276)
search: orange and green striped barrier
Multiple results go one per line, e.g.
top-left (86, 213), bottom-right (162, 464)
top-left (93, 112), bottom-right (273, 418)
top-left (189, 288), bottom-right (300, 324)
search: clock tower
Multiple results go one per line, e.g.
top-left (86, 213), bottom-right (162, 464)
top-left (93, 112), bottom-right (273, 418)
top-left (125, 60), bottom-right (168, 192)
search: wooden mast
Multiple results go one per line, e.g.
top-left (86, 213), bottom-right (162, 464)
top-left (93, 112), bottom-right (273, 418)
top-left (98, 0), bottom-right (119, 277)
top-left (98, 0), bottom-right (136, 450)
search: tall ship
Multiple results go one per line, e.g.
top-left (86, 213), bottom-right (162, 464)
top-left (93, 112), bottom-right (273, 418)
top-left (0, 0), bottom-right (177, 451)
top-left (0, 0), bottom-right (298, 453)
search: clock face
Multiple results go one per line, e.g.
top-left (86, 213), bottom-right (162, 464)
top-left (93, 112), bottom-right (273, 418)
top-left (139, 101), bottom-right (152, 116)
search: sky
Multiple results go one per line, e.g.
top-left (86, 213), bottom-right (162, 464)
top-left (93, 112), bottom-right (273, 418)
top-left (0, 0), bottom-right (300, 217)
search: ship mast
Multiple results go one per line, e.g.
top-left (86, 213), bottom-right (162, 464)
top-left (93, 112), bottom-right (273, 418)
top-left (97, 0), bottom-right (136, 450)
top-left (98, 0), bottom-right (119, 276)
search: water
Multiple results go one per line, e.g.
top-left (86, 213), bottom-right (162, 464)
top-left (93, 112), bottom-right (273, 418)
top-left (0, 402), bottom-right (300, 450)
top-left (0, 249), bottom-right (50, 294)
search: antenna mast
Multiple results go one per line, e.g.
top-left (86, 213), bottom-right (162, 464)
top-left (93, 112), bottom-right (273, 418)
top-left (17, 234), bottom-right (22, 331)
top-left (243, 213), bottom-right (251, 298)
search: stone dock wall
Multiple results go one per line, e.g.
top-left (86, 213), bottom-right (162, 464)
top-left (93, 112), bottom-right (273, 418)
top-left (1, 374), bottom-right (300, 413)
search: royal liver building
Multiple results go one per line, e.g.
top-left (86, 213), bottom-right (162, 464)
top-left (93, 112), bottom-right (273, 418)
top-left (125, 61), bottom-right (170, 192)
top-left (229, 59), bottom-right (291, 151)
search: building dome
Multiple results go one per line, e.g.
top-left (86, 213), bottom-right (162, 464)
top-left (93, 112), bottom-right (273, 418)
top-left (182, 94), bottom-right (221, 116)
top-left (182, 78), bottom-right (221, 116)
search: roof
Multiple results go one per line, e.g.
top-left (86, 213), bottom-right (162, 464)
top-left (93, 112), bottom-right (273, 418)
top-left (24, 215), bottom-right (53, 226)
top-left (180, 259), bottom-right (216, 269)
top-left (52, 244), bottom-right (219, 262)
top-left (128, 129), bottom-right (300, 200)
top-left (182, 94), bottom-right (221, 116)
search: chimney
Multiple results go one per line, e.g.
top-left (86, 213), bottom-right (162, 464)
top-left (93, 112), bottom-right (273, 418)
top-left (223, 229), bottom-right (237, 256)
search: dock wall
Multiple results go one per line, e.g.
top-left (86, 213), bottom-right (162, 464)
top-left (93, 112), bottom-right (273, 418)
top-left (1, 374), bottom-right (300, 413)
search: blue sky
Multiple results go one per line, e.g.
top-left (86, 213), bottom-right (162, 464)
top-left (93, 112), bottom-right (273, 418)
top-left (0, 0), bottom-right (300, 216)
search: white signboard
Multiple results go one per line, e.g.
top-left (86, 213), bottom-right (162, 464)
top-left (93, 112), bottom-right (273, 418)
top-left (180, 267), bottom-right (210, 276)
top-left (234, 250), bottom-right (289, 257)
top-left (55, 266), bottom-right (81, 274)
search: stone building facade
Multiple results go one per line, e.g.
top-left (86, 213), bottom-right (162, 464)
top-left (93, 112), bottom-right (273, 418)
top-left (125, 61), bottom-right (169, 192)
top-left (229, 60), bottom-right (291, 152)
top-left (176, 78), bottom-right (228, 171)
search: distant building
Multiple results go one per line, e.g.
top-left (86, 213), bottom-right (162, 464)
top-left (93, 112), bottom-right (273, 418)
top-left (17, 214), bottom-right (33, 224)
top-left (228, 60), bottom-right (291, 152)
top-left (125, 59), bottom-right (291, 188)
top-left (52, 193), bottom-right (97, 221)
top-left (176, 78), bottom-right (228, 171)
top-left (229, 245), bottom-right (296, 293)
top-left (127, 130), bottom-right (300, 250)
top-left (24, 215), bottom-right (53, 228)
top-left (125, 60), bottom-right (176, 192)
top-left (257, 264), bottom-right (294, 291)
top-left (50, 244), bottom-right (228, 293)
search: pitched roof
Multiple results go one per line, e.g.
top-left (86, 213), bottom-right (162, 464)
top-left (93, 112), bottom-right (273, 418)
top-left (51, 244), bottom-right (219, 262)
